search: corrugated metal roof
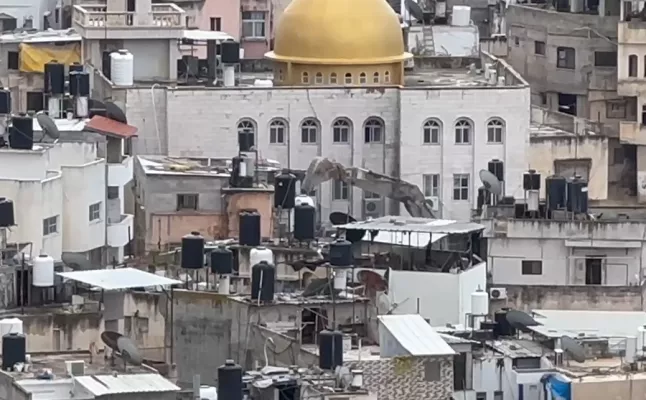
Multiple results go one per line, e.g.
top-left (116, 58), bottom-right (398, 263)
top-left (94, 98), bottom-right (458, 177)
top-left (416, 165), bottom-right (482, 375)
top-left (439, 333), bottom-right (478, 345)
top-left (379, 314), bottom-right (456, 356)
top-left (74, 374), bottom-right (179, 395)
top-left (85, 116), bottom-right (138, 139)
top-left (57, 267), bottom-right (181, 290)
top-left (336, 216), bottom-right (484, 234)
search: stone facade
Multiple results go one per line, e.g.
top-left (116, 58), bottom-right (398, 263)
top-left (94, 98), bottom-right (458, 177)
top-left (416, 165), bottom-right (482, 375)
top-left (347, 355), bottom-right (453, 400)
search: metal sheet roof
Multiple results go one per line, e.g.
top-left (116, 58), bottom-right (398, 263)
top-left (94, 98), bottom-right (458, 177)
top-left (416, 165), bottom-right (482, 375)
top-left (85, 116), bottom-right (138, 139)
top-left (182, 29), bottom-right (234, 42)
top-left (57, 268), bottom-right (181, 290)
top-left (379, 314), bottom-right (456, 356)
top-left (336, 216), bottom-right (484, 234)
top-left (74, 374), bottom-right (180, 395)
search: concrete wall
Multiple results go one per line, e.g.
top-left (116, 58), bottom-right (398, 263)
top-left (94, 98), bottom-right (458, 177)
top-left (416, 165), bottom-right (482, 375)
top-left (571, 375), bottom-right (646, 400)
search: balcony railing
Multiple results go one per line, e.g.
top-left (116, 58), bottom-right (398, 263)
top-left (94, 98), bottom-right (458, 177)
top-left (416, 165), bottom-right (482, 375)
top-left (73, 4), bottom-right (183, 28)
top-left (107, 214), bottom-right (134, 247)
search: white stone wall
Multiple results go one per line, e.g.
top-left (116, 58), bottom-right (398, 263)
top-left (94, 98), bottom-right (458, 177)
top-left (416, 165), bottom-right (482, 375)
top-left (125, 85), bottom-right (530, 221)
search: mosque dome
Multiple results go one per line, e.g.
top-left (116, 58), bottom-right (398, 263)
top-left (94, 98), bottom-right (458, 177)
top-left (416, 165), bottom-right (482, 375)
top-left (265, 0), bottom-right (412, 65)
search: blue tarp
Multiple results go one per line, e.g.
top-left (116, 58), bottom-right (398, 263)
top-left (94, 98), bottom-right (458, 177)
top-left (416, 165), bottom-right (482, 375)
top-left (546, 374), bottom-right (571, 400)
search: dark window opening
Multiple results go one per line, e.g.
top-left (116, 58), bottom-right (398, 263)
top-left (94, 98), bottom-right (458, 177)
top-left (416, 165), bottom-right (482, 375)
top-left (521, 260), bottom-right (542, 275)
top-left (7, 51), bottom-right (18, 70)
top-left (534, 41), bottom-right (545, 55)
top-left (557, 46), bottom-right (575, 69)
top-left (513, 357), bottom-right (541, 369)
top-left (629, 54), bottom-right (638, 77)
top-left (594, 51), bottom-right (617, 67)
top-left (301, 308), bottom-right (327, 345)
top-left (210, 17), bottom-right (221, 31)
top-left (585, 257), bottom-right (603, 285)
top-left (453, 352), bottom-right (467, 390)
top-left (176, 194), bottom-right (199, 210)
top-left (558, 93), bottom-right (577, 116)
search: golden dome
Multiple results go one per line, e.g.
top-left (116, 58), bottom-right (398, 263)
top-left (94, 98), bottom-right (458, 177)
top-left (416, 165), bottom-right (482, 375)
top-left (266, 0), bottom-right (412, 65)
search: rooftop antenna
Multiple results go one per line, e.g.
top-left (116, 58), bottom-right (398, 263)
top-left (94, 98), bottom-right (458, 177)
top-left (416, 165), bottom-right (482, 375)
top-left (479, 169), bottom-right (503, 205)
top-left (35, 112), bottom-right (60, 141)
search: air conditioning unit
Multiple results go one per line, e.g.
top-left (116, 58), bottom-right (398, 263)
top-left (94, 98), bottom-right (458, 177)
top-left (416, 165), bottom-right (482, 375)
top-left (66, 360), bottom-right (85, 376)
top-left (426, 196), bottom-right (440, 212)
top-left (489, 287), bottom-right (507, 300)
top-left (363, 199), bottom-right (382, 218)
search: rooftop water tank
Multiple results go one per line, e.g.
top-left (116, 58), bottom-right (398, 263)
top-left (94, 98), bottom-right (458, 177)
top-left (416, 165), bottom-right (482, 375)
top-left (274, 173), bottom-right (297, 209)
top-left (294, 204), bottom-right (316, 241)
top-left (9, 115), bottom-right (34, 150)
top-left (239, 210), bottom-right (261, 246)
top-left (545, 175), bottom-right (566, 211)
top-left (33, 254), bottom-right (55, 287)
top-left (44, 61), bottom-right (65, 95)
top-left (110, 50), bottom-right (134, 86)
top-left (181, 232), bottom-right (205, 269)
top-left (250, 246), bottom-right (273, 266)
top-left (523, 170), bottom-right (541, 191)
top-left (0, 89), bottom-right (11, 114)
top-left (471, 288), bottom-right (489, 316)
top-left (2, 333), bottom-right (25, 371)
top-left (217, 360), bottom-right (242, 400)
top-left (0, 198), bottom-right (15, 227)
top-left (329, 239), bottom-right (352, 267)
top-left (452, 5), bottom-right (471, 26)
top-left (318, 330), bottom-right (343, 370)
top-left (250, 261), bottom-right (275, 302)
top-left (295, 194), bottom-right (315, 207)
top-left (0, 318), bottom-right (23, 338)
top-left (210, 246), bottom-right (233, 275)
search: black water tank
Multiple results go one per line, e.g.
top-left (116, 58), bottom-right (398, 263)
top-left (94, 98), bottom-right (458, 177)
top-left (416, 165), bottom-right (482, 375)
top-left (0, 89), bottom-right (11, 114)
top-left (251, 261), bottom-right (275, 302)
top-left (221, 41), bottom-right (240, 64)
top-left (69, 63), bottom-right (83, 74)
top-left (44, 61), bottom-right (65, 95)
top-left (522, 170), bottom-right (541, 191)
top-left (181, 232), bottom-right (205, 269)
top-left (217, 359), bottom-right (243, 400)
top-left (102, 50), bottom-right (112, 80)
top-left (476, 187), bottom-right (489, 210)
top-left (318, 330), bottom-right (343, 370)
top-left (493, 309), bottom-right (516, 337)
top-left (69, 71), bottom-right (90, 97)
top-left (488, 159), bottom-right (504, 182)
top-left (545, 175), bottom-right (566, 211)
top-left (210, 246), bottom-right (233, 274)
top-left (239, 210), bottom-right (261, 246)
top-left (0, 198), bottom-right (14, 227)
top-left (2, 333), bottom-right (26, 371)
top-left (10, 115), bottom-right (34, 150)
top-left (329, 239), bottom-right (352, 267)
top-left (274, 172), bottom-right (297, 209)
top-left (567, 178), bottom-right (588, 214)
top-left (294, 204), bottom-right (316, 241)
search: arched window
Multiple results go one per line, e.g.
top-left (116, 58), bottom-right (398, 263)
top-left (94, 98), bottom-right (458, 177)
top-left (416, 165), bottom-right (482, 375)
top-left (277, 69), bottom-right (283, 81)
top-left (454, 119), bottom-right (472, 144)
top-left (344, 73), bottom-right (353, 84)
top-left (301, 71), bottom-right (309, 84)
top-left (330, 72), bottom-right (338, 84)
top-left (373, 72), bottom-right (380, 83)
top-left (359, 72), bottom-right (367, 84)
top-left (487, 118), bottom-right (505, 143)
top-left (629, 54), bottom-right (638, 77)
top-left (315, 72), bottom-right (323, 84)
top-left (300, 119), bottom-right (318, 143)
top-left (364, 118), bottom-right (383, 143)
top-left (333, 119), bottom-right (351, 143)
top-left (237, 119), bottom-right (256, 151)
top-left (384, 71), bottom-right (391, 83)
top-left (423, 119), bottom-right (441, 144)
top-left (269, 119), bottom-right (287, 144)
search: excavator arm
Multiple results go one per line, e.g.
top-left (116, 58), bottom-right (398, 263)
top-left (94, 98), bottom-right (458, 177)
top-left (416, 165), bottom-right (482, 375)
top-left (301, 157), bottom-right (436, 218)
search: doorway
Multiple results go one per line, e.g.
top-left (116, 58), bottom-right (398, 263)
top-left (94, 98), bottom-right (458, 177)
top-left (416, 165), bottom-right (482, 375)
top-left (585, 257), bottom-right (603, 285)
top-left (558, 93), bottom-right (577, 116)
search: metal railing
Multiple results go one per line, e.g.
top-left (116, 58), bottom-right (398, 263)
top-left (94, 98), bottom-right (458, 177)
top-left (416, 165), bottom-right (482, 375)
top-left (73, 3), bottom-right (183, 28)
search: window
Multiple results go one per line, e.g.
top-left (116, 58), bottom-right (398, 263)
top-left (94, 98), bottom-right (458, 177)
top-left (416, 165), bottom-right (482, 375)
top-left (7, 51), bottom-right (18, 70)
top-left (333, 180), bottom-right (349, 200)
top-left (373, 72), bottom-right (380, 83)
top-left (269, 119), bottom-right (287, 144)
top-left (494, 391), bottom-right (504, 400)
top-left (315, 72), bottom-right (323, 84)
top-left (607, 100), bottom-right (627, 119)
top-left (453, 174), bottom-right (469, 201)
top-left (344, 73), bottom-right (352, 84)
top-left (423, 119), bottom-right (441, 144)
top-left (359, 72), bottom-right (367, 84)
top-left (585, 257), bottom-right (603, 285)
top-left (540, 92), bottom-right (547, 105)
top-left (513, 357), bottom-right (541, 369)
top-left (89, 202), bottom-right (101, 221)
top-left (521, 260), bottom-right (542, 275)
top-left (177, 194), bottom-right (199, 210)
top-left (384, 71), bottom-right (391, 83)
top-left (454, 119), bottom-right (471, 144)
top-left (241, 11), bottom-right (265, 38)
top-left (534, 41), bottom-right (545, 55)
top-left (107, 186), bottom-right (119, 200)
top-left (476, 393), bottom-right (487, 400)
top-left (629, 54), bottom-right (638, 77)
top-left (556, 46), bottom-right (575, 69)
top-left (594, 51), bottom-right (617, 67)
top-left (514, 37), bottom-right (519, 46)
top-left (364, 118), bottom-right (383, 143)
top-left (487, 119), bottom-right (504, 143)
top-left (301, 71), bottom-right (309, 84)
top-left (333, 119), bottom-right (351, 143)
top-left (423, 174), bottom-right (440, 197)
top-left (210, 17), bottom-right (221, 31)
top-left (42, 216), bottom-right (58, 235)
top-left (424, 360), bottom-right (441, 381)
top-left (277, 69), bottom-right (284, 81)
top-left (300, 119), bottom-right (318, 143)
top-left (330, 73), bottom-right (338, 84)
top-left (237, 119), bottom-right (256, 151)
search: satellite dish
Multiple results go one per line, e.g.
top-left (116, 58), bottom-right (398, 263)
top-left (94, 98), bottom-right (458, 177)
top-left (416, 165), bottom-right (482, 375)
top-left (506, 310), bottom-right (541, 331)
top-left (61, 252), bottom-right (95, 271)
top-left (88, 98), bottom-right (107, 118)
top-left (105, 101), bottom-right (127, 124)
top-left (479, 169), bottom-right (503, 197)
top-left (329, 212), bottom-right (356, 225)
top-left (560, 335), bottom-right (586, 363)
top-left (36, 112), bottom-right (60, 140)
top-left (405, 0), bottom-right (425, 21)
top-left (101, 331), bottom-right (143, 366)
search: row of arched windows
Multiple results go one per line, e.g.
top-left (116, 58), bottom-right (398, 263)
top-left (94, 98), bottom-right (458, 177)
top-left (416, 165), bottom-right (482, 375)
top-left (236, 117), bottom-right (506, 146)
top-left (297, 71), bottom-right (391, 85)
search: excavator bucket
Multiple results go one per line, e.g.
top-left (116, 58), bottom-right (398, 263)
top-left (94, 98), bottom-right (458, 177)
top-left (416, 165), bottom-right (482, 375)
top-left (302, 157), bottom-right (343, 193)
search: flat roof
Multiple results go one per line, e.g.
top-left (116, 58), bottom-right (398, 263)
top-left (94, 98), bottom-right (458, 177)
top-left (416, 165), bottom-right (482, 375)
top-left (182, 29), bottom-right (234, 42)
top-left (137, 155), bottom-right (230, 177)
top-left (0, 29), bottom-right (81, 44)
top-left (74, 373), bottom-right (179, 395)
top-left (57, 268), bottom-right (181, 290)
top-left (336, 216), bottom-right (484, 234)
top-left (366, 219), bottom-right (457, 247)
top-left (379, 314), bottom-right (455, 356)
top-left (33, 117), bottom-right (87, 133)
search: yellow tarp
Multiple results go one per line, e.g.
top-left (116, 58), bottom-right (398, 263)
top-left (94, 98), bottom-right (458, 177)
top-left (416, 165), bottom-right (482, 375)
top-left (18, 43), bottom-right (81, 73)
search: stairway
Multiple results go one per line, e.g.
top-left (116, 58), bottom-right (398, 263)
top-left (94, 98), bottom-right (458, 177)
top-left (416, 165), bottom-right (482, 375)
top-left (422, 24), bottom-right (435, 56)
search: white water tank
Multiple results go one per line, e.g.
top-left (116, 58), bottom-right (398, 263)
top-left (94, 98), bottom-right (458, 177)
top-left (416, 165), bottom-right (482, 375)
top-left (626, 336), bottom-right (638, 363)
top-left (33, 254), bottom-right (54, 287)
top-left (0, 318), bottom-right (23, 337)
top-left (637, 325), bottom-right (646, 351)
top-left (110, 50), bottom-right (134, 86)
top-left (471, 288), bottom-right (489, 316)
top-left (250, 246), bottom-right (273, 266)
top-left (452, 6), bottom-right (471, 26)
top-left (334, 269), bottom-right (348, 290)
top-left (295, 194), bottom-right (315, 207)
top-left (199, 386), bottom-right (218, 400)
